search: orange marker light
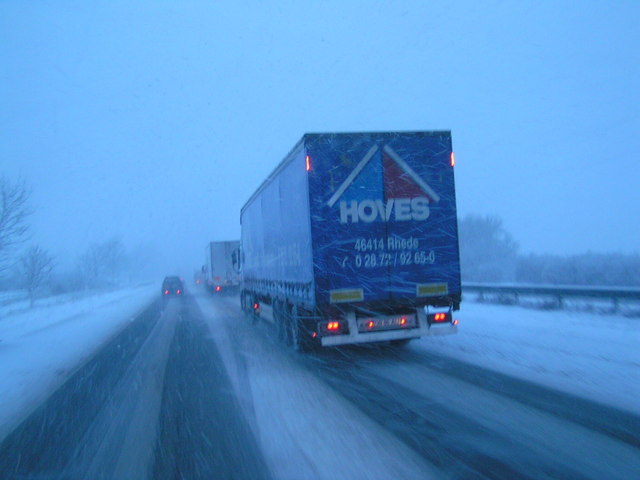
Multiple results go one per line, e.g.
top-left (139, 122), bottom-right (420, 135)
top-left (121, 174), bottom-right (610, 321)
top-left (306, 155), bottom-right (311, 171)
top-left (367, 321), bottom-right (374, 329)
top-left (400, 317), bottom-right (406, 326)
top-left (450, 152), bottom-right (455, 167)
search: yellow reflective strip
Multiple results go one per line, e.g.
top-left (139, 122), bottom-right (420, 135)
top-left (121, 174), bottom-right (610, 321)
top-left (330, 288), bottom-right (364, 303)
top-left (416, 283), bottom-right (448, 297)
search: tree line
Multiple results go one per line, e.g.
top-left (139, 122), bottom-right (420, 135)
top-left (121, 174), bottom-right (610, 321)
top-left (459, 214), bottom-right (640, 286)
top-left (2, 174), bottom-right (638, 307)
top-left (0, 177), bottom-right (142, 307)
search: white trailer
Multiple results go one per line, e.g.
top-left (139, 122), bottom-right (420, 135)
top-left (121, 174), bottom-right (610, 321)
top-left (205, 241), bottom-right (241, 293)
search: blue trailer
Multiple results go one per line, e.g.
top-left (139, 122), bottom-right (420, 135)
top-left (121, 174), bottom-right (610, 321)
top-left (240, 132), bottom-right (460, 350)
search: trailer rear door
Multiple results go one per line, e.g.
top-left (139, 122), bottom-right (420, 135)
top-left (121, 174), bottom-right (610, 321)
top-left (307, 132), bottom-right (461, 306)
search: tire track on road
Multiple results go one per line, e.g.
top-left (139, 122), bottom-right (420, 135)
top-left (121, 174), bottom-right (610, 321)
top-left (152, 296), bottom-right (272, 480)
top-left (303, 346), bottom-right (640, 480)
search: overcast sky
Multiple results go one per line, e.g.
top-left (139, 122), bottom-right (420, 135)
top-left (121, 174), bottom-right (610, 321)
top-left (1, 0), bottom-right (639, 274)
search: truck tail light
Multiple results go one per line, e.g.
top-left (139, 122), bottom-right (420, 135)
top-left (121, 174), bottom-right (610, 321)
top-left (428, 312), bottom-right (450, 324)
top-left (320, 321), bottom-right (344, 335)
top-left (176, 289), bottom-right (181, 295)
top-left (253, 302), bottom-right (260, 311)
top-left (164, 290), bottom-right (169, 295)
top-left (215, 285), bottom-right (221, 292)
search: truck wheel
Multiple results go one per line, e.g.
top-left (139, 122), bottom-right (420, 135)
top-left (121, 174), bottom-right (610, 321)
top-left (242, 291), bottom-right (252, 315)
top-left (289, 306), bottom-right (301, 351)
top-left (249, 294), bottom-right (259, 324)
top-left (290, 306), bottom-right (315, 353)
top-left (275, 300), bottom-right (286, 343)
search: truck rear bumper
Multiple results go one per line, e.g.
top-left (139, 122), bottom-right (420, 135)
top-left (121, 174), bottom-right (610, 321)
top-left (320, 324), bottom-right (457, 347)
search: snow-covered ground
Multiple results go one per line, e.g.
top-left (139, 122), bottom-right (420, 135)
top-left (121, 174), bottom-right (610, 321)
top-left (420, 301), bottom-right (640, 415)
top-left (198, 294), bottom-right (640, 479)
top-left (0, 286), bottom-right (637, 472)
top-left (198, 295), bottom-right (440, 480)
top-left (0, 285), bottom-right (157, 442)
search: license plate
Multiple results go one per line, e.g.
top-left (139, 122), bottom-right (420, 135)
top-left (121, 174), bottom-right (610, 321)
top-left (357, 314), bottom-right (417, 332)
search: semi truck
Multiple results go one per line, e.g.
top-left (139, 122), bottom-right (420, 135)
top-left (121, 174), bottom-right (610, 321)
top-left (240, 131), bottom-right (460, 350)
top-left (204, 240), bottom-right (241, 293)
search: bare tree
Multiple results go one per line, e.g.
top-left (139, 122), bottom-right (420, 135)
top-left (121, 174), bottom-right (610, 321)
top-left (77, 237), bottom-right (126, 288)
top-left (0, 177), bottom-right (31, 274)
top-left (459, 215), bottom-right (519, 282)
top-left (20, 245), bottom-right (54, 307)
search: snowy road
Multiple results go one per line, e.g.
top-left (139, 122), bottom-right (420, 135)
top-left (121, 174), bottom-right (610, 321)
top-left (0, 289), bottom-right (638, 479)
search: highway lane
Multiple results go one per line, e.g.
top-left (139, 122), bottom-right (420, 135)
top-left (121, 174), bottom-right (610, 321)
top-left (210, 295), bottom-right (640, 480)
top-left (0, 295), bottom-right (270, 480)
top-left (1, 289), bottom-right (638, 480)
top-left (0, 299), bottom-right (162, 478)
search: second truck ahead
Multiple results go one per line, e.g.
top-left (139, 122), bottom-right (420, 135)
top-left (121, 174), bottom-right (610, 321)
top-left (240, 131), bottom-right (461, 350)
top-left (204, 240), bottom-right (241, 294)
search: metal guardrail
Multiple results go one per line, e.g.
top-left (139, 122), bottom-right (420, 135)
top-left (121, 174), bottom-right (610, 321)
top-left (462, 283), bottom-right (640, 311)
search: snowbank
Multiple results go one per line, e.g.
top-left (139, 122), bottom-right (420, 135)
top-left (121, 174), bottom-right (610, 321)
top-left (416, 301), bottom-right (640, 414)
top-left (0, 285), bottom-right (157, 441)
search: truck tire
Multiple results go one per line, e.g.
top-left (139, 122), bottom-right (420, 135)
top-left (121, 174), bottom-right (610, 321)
top-left (290, 306), bottom-right (316, 353)
top-left (289, 305), bottom-right (301, 351)
top-left (248, 294), bottom-right (259, 324)
top-left (274, 300), bottom-right (286, 343)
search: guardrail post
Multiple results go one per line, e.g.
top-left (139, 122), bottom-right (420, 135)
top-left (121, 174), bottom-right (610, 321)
top-left (556, 294), bottom-right (564, 310)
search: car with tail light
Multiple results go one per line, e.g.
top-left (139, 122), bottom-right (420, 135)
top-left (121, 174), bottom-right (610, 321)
top-left (161, 276), bottom-right (185, 297)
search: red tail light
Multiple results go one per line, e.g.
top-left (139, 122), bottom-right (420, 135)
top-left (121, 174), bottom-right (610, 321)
top-left (320, 321), bottom-right (344, 334)
top-left (253, 303), bottom-right (260, 310)
top-left (164, 290), bottom-right (169, 295)
top-left (215, 286), bottom-right (221, 292)
top-left (176, 289), bottom-right (181, 295)
top-left (428, 312), bottom-right (450, 324)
